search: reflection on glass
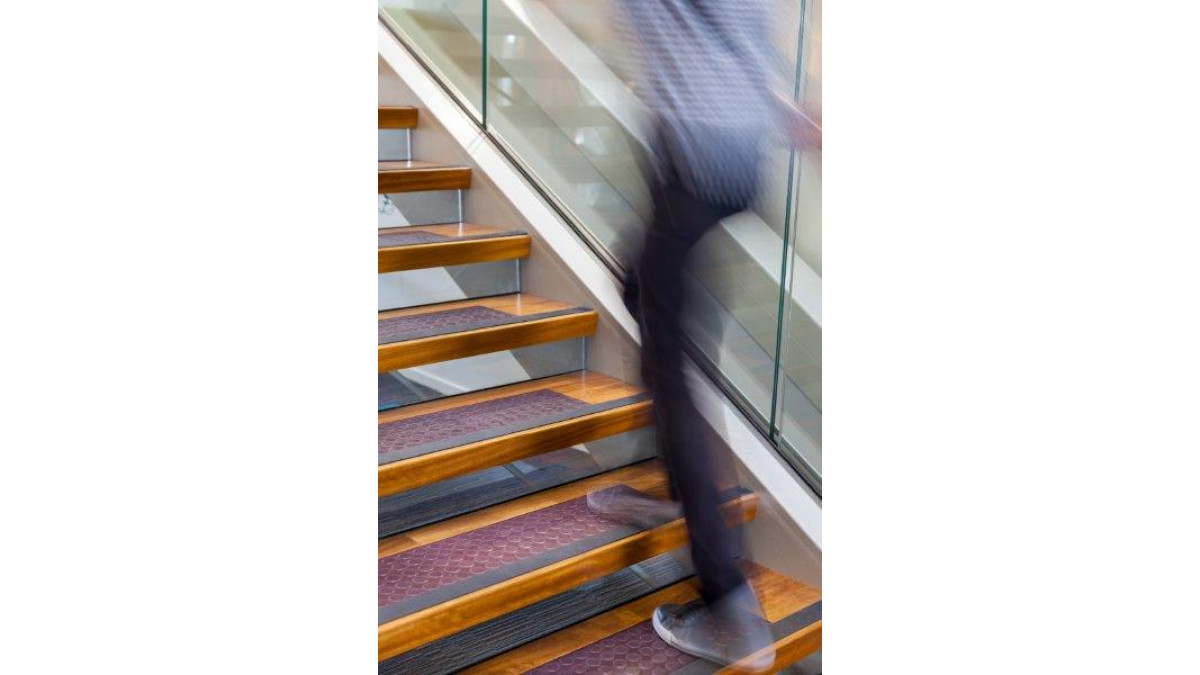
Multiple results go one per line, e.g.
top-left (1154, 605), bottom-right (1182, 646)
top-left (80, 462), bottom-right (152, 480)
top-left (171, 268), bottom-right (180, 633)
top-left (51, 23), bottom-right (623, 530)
top-left (380, 0), bottom-right (485, 117)
top-left (484, 0), bottom-right (652, 252)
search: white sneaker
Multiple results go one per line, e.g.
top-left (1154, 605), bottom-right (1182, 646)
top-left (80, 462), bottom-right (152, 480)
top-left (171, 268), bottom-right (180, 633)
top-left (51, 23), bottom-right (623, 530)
top-left (651, 584), bottom-right (775, 672)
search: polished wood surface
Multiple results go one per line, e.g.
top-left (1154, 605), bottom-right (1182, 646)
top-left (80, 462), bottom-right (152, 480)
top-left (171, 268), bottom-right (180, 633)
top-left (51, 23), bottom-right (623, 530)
top-left (378, 224), bottom-right (530, 273)
top-left (465, 562), bottom-right (821, 674)
top-left (378, 106), bottom-right (418, 128)
top-left (379, 372), bottom-right (651, 496)
top-left (719, 621), bottom-right (823, 675)
top-left (379, 401), bottom-right (652, 496)
top-left (377, 295), bottom-right (597, 371)
top-left (379, 371), bottom-right (642, 425)
top-left (377, 492), bottom-right (759, 661)
top-left (379, 461), bottom-right (665, 558)
top-left (378, 160), bottom-right (471, 193)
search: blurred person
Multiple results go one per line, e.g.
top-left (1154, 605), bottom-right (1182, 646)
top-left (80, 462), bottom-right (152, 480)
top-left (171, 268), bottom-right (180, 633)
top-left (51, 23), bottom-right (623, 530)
top-left (586, 0), bottom-right (820, 669)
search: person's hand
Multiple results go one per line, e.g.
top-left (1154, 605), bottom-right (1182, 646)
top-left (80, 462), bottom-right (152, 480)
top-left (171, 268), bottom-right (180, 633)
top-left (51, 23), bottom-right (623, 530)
top-left (794, 109), bottom-right (821, 151)
top-left (788, 106), bottom-right (821, 152)
top-left (776, 94), bottom-right (822, 151)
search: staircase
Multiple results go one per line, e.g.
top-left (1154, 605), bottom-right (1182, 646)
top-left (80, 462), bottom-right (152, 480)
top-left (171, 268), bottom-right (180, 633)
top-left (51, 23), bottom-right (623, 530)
top-left (377, 105), bottom-right (821, 673)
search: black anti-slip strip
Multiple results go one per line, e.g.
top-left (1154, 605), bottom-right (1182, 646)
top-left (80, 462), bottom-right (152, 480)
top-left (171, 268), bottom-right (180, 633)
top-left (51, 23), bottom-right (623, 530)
top-left (378, 306), bottom-right (588, 344)
top-left (378, 449), bottom-right (629, 538)
top-left (769, 599), bottom-right (823, 637)
top-left (378, 393), bottom-right (649, 465)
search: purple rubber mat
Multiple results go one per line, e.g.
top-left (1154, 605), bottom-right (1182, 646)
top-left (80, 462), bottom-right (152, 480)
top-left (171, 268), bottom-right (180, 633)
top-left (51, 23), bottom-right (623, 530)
top-left (378, 230), bottom-right (451, 247)
top-left (378, 305), bottom-right (512, 343)
top-left (378, 389), bottom-right (586, 456)
top-left (527, 620), bottom-right (696, 675)
top-left (378, 493), bottom-right (625, 608)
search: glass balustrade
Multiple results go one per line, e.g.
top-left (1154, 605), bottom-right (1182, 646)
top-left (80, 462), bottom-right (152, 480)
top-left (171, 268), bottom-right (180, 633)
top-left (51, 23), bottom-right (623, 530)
top-left (379, 0), bottom-right (822, 493)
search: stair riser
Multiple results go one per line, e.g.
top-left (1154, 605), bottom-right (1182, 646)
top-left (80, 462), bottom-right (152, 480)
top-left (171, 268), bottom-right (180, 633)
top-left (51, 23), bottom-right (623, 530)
top-left (379, 129), bottom-right (412, 161)
top-left (378, 261), bottom-right (519, 310)
top-left (378, 191), bottom-right (461, 227)
top-left (379, 338), bottom-right (585, 412)
top-left (378, 399), bottom-right (653, 497)
top-left (377, 425), bottom-right (656, 537)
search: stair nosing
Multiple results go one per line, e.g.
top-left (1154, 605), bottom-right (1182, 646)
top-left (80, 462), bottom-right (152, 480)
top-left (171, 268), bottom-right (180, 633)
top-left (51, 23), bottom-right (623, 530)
top-left (377, 228), bottom-right (531, 273)
top-left (378, 106), bottom-right (418, 129)
top-left (378, 161), bottom-right (471, 193)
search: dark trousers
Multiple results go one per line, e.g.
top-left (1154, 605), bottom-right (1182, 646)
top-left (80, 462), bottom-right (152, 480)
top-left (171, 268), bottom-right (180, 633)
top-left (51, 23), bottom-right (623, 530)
top-left (628, 164), bottom-right (753, 604)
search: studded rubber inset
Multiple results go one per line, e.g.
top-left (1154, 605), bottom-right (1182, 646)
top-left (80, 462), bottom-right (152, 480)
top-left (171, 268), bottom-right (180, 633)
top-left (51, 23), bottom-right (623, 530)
top-left (377, 230), bottom-right (451, 247)
top-left (378, 305), bottom-right (512, 344)
top-left (527, 620), bottom-right (696, 674)
top-left (378, 493), bottom-right (625, 608)
top-left (378, 389), bottom-right (586, 456)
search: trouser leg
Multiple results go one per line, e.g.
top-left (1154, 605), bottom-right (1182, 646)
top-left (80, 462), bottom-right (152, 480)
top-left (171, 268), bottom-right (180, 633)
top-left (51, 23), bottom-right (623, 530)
top-left (636, 177), bottom-right (746, 604)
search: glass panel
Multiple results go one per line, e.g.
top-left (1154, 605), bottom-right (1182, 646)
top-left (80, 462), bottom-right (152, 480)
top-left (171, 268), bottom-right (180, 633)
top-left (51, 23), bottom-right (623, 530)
top-left (776, 0), bottom-right (822, 486)
top-left (479, 0), bottom-right (810, 430)
top-left (380, 0), bottom-right (486, 119)
top-left (681, 0), bottom-right (813, 431)
top-left (792, 0), bottom-right (822, 277)
top-left (483, 0), bottom-right (652, 253)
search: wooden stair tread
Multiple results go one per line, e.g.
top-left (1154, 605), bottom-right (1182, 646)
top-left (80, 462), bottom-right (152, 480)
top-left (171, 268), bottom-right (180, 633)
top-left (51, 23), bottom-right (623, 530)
top-left (379, 461), bottom-right (664, 559)
top-left (378, 224), bottom-right (531, 273)
top-left (378, 294), bottom-right (597, 372)
top-left (462, 562), bottom-right (821, 674)
top-left (379, 160), bottom-right (471, 193)
top-left (377, 461), bottom-right (759, 661)
top-left (379, 106), bottom-right (418, 128)
top-left (378, 371), bottom-right (652, 496)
